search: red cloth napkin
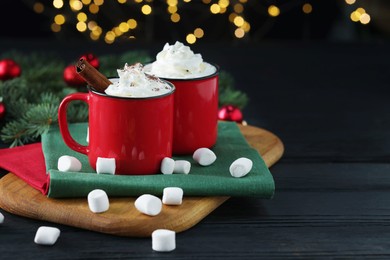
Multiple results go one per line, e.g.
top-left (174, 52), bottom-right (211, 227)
top-left (0, 143), bottom-right (49, 194)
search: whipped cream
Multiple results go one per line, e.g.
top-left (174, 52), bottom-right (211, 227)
top-left (144, 41), bottom-right (216, 79)
top-left (104, 63), bottom-right (173, 98)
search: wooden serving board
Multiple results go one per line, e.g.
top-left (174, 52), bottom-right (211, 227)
top-left (0, 124), bottom-right (284, 237)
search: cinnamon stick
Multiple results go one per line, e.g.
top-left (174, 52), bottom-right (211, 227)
top-left (76, 58), bottom-right (112, 93)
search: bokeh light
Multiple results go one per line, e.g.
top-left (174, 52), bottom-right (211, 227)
top-left (27, 0), bottom-right (378, 45)
top-left (302, 3), bottom-right (312, 14)
top-left (141, 4), bottom-right (152, 15)
top-left (268, 5), bottom-right (280, 17)
top-left (186, 33), bottom-right (196, 44)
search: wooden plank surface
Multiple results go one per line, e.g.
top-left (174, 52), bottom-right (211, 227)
top-left (0, 124), bottom-right (284, 237)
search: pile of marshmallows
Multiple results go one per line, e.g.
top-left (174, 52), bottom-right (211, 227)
top-left (47, 147), bottom-right (254, 251)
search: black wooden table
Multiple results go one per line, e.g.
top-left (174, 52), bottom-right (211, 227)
top-left (1, 39), bottom-right (390, 259)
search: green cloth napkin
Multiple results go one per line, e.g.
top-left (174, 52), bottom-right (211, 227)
top-left (41, 121), bottom-right (275, 198)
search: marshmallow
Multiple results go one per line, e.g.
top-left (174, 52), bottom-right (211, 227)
top-left (88, 189), bottom-right (110, 213)
top-left (34, 226), bottom-right (61, 246)
top-left (0, 212), bottom-right (4, 224)
top-left (193, 148), bottom-right (217, 166)
top-left (229, 157), bottom-right (253, 178)
top-left (161, 157), bottom-right (175, 175)
top-left (152, 229), bottom-right (176, 252)
top-left (173, 160), bottom-right (191, 174)
top-left (57, 155), bottom-right (82, 172)
top-left (134, 194), bottom-right (162, 216)
top-left (96, 157), bottom-right (116, 175)
top-left (162, 187), bottom-right (183, 205)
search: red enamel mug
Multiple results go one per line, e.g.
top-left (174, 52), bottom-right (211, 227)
top-left (57, 82), bottom-right (175, 175)
top-left (159, 64), bottom-right (219, 155)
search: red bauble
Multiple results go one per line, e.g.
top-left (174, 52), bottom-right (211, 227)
top-left (63, 64), bottom-right (86, 87)
top-left (79, 53), bottom-right (99, 69)
top-left (0, 59), bottom-right (21, 81)
top-left (0, 102), bottom-right (5, 119)
top-left (218, 105), bottom-right (243, 123)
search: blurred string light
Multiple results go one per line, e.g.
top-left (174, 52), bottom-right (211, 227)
top-left (29, 0), bottom-right (370, 45)
top-left (302, 3), bottom-right (312, 14)
top-left (350, 7), bottom-right (371, 25)
top-left (345, 0), bottom-right (371, 25)
top-left (268, 5), bottom-right (280, 17)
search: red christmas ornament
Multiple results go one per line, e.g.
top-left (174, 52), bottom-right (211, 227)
top-left (63, 64), bottom-right (86, 87)
top-left (218, 105), bottom-right (243, 123)
top-left (0, 59), bottom-right (21, 81)
top-left (79, 53), bottom-right (100, 69)
top-left (0, 101), bottom-right (5, 119)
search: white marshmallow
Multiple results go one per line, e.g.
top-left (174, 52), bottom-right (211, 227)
top-left (96, 157), bottom-right (116, 175)
top-left (162, 187), bottom-right (183, 205)
top-left (173, 160), bottom-right (191, 174)
top-left (34, 226), bottom-right (61, 246)
top-left (152, 229), bottom-right (176, 252)
top-left (193, 148), bottom-right (217, 166)
top-left (229, 157), bottom-right (253, 178)
top-left (57, 155), bottom-right (82, 172)
top-left (161, 157), bottom-right (175, 175)
top-left (134, 194), bottom-right (162, 216)
top-left (88, 189), bottom-right (110, 213)
top-left (0, 212), bottom-right (4, 224)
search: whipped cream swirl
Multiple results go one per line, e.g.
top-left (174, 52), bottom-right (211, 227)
top-left (104, 63), bottom-right (173, 98)
top-left (144, 41), bottom-right (216, 79)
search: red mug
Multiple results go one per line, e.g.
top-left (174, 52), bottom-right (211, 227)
top-left (158, 64), bottom-right (219, 155)
top-left (57, 83), bottom-right (175, 175)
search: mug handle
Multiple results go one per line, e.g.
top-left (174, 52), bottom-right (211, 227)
top-left (58, 92), bottom-right (89, 155)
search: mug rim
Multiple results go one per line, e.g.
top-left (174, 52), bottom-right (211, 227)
top-left (88, 78), bottom-right (175, 100)
top-left (143, 62), bottom-right (220, 82)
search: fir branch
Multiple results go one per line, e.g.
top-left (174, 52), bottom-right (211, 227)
top-left (23, 103), bottom-right (59, 139)
top-left (218, 71), bottom-right (249, 109)
top-left (61, 87), bottom-right (79, 97)
top-left (219, 87), bottom-right (249, 109)
top-left (0, 119), bottom-right (33, 147)
top-left (1, 50), bottom-right (64, 70)
top-left (1, 78), bottom-right (33, 118)
top-left (66, 102), bottom-right (89, 123)
top-left (39, 92), bottom-right (60, 105)
top-left (22, 64), bottom-right (64, 83)
top-left (219, 70), bottom-right (235, 90)
top-left (1, 78), bottom-right (28, 102)
top-left (5, 97), bottom-right (32, 119)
